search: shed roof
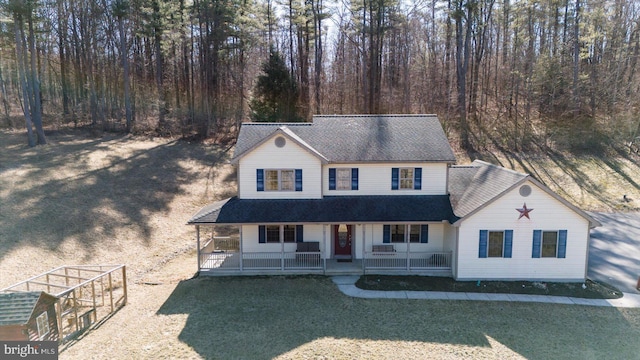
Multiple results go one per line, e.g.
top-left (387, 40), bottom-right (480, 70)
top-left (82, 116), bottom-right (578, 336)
top-left (0, 292), bottom-right (56, 326)
top-left (233, 114), bottom-right (457, 163)
top-left (188, 195), bottom-right (459, 224)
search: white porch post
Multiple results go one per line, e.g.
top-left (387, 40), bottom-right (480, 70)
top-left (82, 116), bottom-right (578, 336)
top-left (239, 226), bottom-right (243, 271)
top-left (281, 228), bottom-right (285, 271)
top-left (407, 225), bottom-right (411, 271)
top-left (322, 225), bottom-right (327, 273)
top-left (196, 225), bottom-right (201, 272)
top-left (362, 224), bottom-right (366, 272)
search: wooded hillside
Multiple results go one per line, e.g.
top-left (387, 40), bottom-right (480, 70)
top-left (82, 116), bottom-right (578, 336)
top-left (0, 0), bottom-right (639, 153)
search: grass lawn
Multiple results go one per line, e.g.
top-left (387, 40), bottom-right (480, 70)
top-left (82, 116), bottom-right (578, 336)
top-left (357, 275), bottom-right (624, 299)
top-left (62, 272), bottom-right (640, 359)
top-left (2, 129), bottom-right (640, 359)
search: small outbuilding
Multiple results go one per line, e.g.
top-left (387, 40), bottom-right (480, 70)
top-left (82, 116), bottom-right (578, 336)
top-left (0, 291), bottom-right (59, 341)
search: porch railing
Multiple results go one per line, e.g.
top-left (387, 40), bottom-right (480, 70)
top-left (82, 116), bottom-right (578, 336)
top-left (364, 251), bottom-right (452, 270)
top-left (199, 251), bottom-right (323, 271)
top-left (199, 247), bottom-right (451, 273)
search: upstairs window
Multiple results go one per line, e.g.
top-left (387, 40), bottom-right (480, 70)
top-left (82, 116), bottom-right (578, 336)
top-left (257, 169), bottom-right (302, 191)
top-left (329, 168), bottom-right (359, 190)
top-left (391, 167), bottom-right (422, 190)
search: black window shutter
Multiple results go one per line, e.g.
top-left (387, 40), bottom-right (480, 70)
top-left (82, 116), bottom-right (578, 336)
top-left (256, 169), bottom-right (264, 191)
top-left (296, 225), bottom-right (304, 243)
top-left (383, 225), bottom-right (391, 243)
top-left (414, 168), bottom-right (422, 190)
top-left (391, 168), bottom-right (399, 190)
top-left (351, 168), bottom-right (359, 190)
top-left (420, 225), bottom-right (429, 243)
top-left (295, 169), bottom-right (303, 191)
top-left (329, 168), bottom-right (336, 190)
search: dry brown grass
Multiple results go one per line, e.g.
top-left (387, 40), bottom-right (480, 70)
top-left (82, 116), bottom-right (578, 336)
top-left (0, 129), bottom-right (236, 288)
top-left (2, 129), bottom-right (640, 359)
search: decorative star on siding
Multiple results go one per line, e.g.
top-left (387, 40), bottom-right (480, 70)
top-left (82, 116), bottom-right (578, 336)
top-left (516, 203), bottom-right (533, 219)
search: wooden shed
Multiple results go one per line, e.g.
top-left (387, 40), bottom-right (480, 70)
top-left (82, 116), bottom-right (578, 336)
top-left (0, 291), bottom-right (59, 341)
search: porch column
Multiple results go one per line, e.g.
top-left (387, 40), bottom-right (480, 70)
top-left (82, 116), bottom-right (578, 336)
top-left (407, 225), bottom-right (411, 271)
top-left (281, 231), bottom-right (285, 271)
top-left (196, 225), bottom-right (201, 272)
top-left (362, 224), bottom-right (366, 272)
top-left (239, 226), bottom-right (243, 271)
top-left (322, 225), bottom-right (327, 273)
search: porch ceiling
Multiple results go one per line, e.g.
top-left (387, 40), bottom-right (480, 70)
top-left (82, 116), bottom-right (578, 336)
top-left (188, 195), bottom-right (459, 225)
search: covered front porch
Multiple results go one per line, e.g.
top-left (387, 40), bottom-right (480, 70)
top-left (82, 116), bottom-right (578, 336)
top-left (188, 196), bottom-right (458, 276)
top-left (196, 230), bottom-right (453, 276)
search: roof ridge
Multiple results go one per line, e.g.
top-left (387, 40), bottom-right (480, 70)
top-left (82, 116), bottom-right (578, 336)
top-left (473, 159), bottom-right (529, 177)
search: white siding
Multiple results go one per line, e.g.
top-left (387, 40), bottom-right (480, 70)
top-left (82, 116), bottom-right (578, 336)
top-left (241, 223), bottom-right (449, 260)
top-left (241, 224), bottom-right (328, 257)
top-left (238, 136), bottom-right (322, 199)
top-left (455, 180), bottom-right (590, 281)
top-left (322, 163), bottom-right (448, 196)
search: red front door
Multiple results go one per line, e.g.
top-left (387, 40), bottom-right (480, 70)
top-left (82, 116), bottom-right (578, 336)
top-left (334, 224), bottom-right (353, 258)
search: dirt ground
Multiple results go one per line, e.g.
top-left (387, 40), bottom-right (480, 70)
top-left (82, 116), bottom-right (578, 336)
top-left (2, 129), bottom-right (640, 359)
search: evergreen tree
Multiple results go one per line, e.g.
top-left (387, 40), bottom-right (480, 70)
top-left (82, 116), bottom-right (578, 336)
top-left (250, 49), bottom-right (302, 122)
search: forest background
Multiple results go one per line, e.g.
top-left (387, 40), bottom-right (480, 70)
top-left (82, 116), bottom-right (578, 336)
top-left (0, 0), bottom-right (639, 155)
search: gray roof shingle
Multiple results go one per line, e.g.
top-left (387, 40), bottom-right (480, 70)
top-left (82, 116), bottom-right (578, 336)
top-left (0, 292), bottom-right (50, 326)
top-left (233, 115), bottom-right (457, 163)
top-left (188, 195), bottom-right (459, 224)
top-left (448, 160), bottom-right (528, 217)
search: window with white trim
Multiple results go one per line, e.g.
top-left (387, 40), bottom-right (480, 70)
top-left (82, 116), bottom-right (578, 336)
top-left (384, 224), bottom-right (428, 243)
top-left (399, 168), bottom-right (414, 189)
top-left (532, 229), bottom-right (567, 258)
top-left (259, 225), bottom-right (303, 243)
top-left (391, 167), bottom-right (422, 190)
top-left (36, 312), bottom-right (50, 340)
top-left (479, 230), bottom-right (513, 258)
top-left (542, 231), bottom-right (559, 257)
top-left (266, 169), bottom-right (294, 191)
top-left (488, 231), bottom-right (505, 257)
top-left (336, 168), bottom-right (351, 190)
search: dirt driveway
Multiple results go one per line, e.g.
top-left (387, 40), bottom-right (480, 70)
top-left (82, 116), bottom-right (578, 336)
top-left (588, 212), bottom-right (640, 293)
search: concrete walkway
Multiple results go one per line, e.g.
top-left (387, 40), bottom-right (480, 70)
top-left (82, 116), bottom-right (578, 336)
top-left (332, 276), bottom-right (640, 308)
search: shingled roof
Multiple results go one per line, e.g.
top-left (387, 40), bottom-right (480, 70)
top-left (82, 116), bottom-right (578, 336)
top-left (448, 160), bottom-right (528, 218)
top-left (188, 195), bottom-right (459, 224)
top-left (448, 160), bottom-right (600, 228)
top-left (233, 114), bottom-right (457, 163)
top-left (0, 292), bottom-right (56, 326)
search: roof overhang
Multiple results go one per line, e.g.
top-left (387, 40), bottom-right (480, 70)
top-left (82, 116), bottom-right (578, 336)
top-left (188, 195), bottom-right (459, 225)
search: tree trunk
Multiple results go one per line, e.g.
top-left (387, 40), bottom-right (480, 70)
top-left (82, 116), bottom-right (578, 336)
top-left (14, 15), bottom-right (35, 147)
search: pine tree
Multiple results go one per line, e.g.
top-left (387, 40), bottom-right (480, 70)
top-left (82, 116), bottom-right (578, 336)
top-left (250, 49), bottom-right (302, 122)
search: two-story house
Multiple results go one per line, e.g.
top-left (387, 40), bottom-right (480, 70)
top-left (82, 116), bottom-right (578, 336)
top-left (188, 114), bottom-right (599, 281)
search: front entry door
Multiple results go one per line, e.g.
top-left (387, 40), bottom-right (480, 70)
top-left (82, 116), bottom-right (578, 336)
top-left (334, 224), bottom-right (353, 258)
